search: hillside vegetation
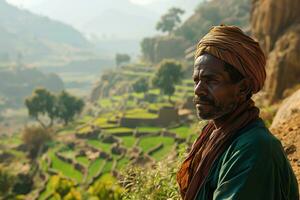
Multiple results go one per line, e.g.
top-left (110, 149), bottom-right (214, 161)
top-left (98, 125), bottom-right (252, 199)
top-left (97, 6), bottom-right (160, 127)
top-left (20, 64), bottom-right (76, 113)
top-left (141, 0), bottom-right (250, 63)
top-left (0, 62), bottom-right (202, 199)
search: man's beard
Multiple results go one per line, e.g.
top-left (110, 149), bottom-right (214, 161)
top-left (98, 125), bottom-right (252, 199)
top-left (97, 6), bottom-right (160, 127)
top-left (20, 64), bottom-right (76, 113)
top-left (193, 96), bottom-right (238, 120)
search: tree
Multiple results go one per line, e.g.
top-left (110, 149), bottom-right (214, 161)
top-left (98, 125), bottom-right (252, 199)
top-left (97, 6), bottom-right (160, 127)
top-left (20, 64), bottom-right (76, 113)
top-left (25, 88), bottom-right (57, 128)
top-left (56, 90), bottom-right (85, 125)
top-left (132, 78), bottom-right (149, 94)
top-left (25, 88), bottom-right (85, 127)
top-left (152, 60), bottom-right (183, 102)
top-left (22, 125), bottom-right (52, 159)
top-left (156, 7), bottom-right (185, 34)
top-left (115, 53), bottom-right (131, 66)
top-left (141, 37), bottom-right (156, 63)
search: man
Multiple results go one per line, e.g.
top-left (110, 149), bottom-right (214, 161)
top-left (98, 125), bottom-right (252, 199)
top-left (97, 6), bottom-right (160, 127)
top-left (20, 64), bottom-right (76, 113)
top-left (177, 25), bottom-right (299, 200)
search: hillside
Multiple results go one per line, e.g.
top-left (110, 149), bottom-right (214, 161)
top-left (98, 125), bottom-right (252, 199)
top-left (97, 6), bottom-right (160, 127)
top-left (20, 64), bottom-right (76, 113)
top-left (141, 0), bottom-right (251, 63)
top-left (0, 63), bottom-right (198, 199)
top-left (0, 67), bottom-right (64, 109)
top-left (0, 0), bottom-right (89, 62)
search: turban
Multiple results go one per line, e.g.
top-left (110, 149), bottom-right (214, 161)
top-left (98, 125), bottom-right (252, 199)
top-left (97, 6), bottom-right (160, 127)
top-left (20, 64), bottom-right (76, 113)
top-left (195, 25), bottom-right (266, 94)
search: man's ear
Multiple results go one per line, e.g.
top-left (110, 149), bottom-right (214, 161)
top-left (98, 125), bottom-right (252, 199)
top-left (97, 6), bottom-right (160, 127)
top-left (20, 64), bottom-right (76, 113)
top-left (238, 78), bottom-right (251, 99)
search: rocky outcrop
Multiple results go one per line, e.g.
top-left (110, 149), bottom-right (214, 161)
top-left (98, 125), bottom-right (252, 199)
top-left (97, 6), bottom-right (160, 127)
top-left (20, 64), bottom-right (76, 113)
top-left (142, 36), bottom-right (189, 64)
top-left (270, 89), bottom-right (300, 189)
top-left (270, 89), bottom-right (300, 127)
top-left (251, 0), bottom-right (300, 102)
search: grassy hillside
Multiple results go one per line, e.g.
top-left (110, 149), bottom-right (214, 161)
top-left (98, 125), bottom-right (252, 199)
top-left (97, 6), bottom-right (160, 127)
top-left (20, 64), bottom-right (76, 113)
top-left (0, 62), bottom-right (201, 199)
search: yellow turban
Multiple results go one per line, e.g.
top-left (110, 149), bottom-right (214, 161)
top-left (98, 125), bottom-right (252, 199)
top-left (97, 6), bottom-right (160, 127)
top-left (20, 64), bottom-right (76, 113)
top-left (195, 25), bottom-right (266, 94)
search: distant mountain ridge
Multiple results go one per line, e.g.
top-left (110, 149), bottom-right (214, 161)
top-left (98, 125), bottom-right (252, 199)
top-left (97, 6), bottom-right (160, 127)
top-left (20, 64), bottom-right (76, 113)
top-left (0, 0), bottom-right (89, 62)
top-left (10, 0), bottom-right (202, 40)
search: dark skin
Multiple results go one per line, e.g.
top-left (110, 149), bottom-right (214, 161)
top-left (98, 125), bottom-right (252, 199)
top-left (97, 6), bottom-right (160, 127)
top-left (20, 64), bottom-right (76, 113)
top-left (193, 53), bottom-right (251, 128)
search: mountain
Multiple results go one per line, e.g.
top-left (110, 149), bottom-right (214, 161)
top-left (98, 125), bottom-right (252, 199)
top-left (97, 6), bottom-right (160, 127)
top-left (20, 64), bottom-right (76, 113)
top-left (0, 0), bottom-right (90, 62)
top-left (12, 0), bottom-right (202, 40)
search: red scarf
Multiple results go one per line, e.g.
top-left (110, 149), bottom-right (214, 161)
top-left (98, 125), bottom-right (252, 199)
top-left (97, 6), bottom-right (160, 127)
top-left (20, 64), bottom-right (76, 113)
top-left (177, 99), bottom-right (259, 200)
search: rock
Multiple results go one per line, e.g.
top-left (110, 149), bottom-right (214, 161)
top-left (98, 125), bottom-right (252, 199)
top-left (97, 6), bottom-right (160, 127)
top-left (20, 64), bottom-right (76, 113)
top-left (271, 89), bottom-right (300, 128)
top-left (285, 144), bottom-right (297, 155)
top-left (251, 0), bottom-right (300, 102)
top-left (270, 98), bottom-right (300, 189)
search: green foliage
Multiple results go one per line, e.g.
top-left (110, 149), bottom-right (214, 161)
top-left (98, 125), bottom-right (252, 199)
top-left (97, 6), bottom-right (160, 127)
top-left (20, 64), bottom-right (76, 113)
top-left (25, 88), bottom-right (57, 128)
top-left (152, 60), bottom-right (183, 100)
top-left (56, 90), bottom-right (85, 125)
top-left (25, 88), bottom-right (84, 127)
top-left (156, 7), bottom-right (185, 34)
top-left (0, 167), bottom-right (15, 197)
top-left (22, 125), bottom-right (52, 159)
top-left (132, 77), bottom-right (149, 94)
top-left (175, 0), bottom-right (250, 43)
top-left (41, 175), bottom-right (81, 200)
top-left (88, 175), bottom-right (123, 200)
top-left (141, 37), bottom-right (156, 62)
top-left (120, 160), bottom-right (180, 200)
top-left (12, 173), bottom-right (33, 195)
top-left (115, 53), bottom-right (131, 66)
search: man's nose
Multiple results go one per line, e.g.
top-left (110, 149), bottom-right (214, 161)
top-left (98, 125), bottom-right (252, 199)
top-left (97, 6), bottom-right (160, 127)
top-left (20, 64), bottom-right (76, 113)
top-left (194, 80), bottom-right (208, 96)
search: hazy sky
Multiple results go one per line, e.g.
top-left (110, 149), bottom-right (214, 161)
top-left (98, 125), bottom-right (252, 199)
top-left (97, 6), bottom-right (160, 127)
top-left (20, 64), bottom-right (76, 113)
top-left (6, 0), bottom-right (163, 7)
top-left (5, 0), bottom-right (200, 40)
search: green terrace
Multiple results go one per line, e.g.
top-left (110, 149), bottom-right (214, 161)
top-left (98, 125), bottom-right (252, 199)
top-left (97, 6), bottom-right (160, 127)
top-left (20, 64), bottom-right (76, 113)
top-left (124, 108), bottom-right (157, 119)
top-left (76, 156), bottom-right (90, 167)
top-left (87, 158), bottom-right (106, 182)
top-left (48, 149), bottom-right (83, 183)
top-left (87, 140), bottom-right (112, 153)
top-left (169, 125), bottom-right (194, 138)
top-left (119, 135), bottom-right (136, 148)
top-left (139, 136), bottom-right (174, 153)
top-left (103, 127), bottom-right (133, 134)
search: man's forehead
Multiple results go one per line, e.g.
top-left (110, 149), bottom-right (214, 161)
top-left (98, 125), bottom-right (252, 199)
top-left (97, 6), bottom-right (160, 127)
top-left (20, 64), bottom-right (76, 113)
top-left (194, 54), bottom-right (224, 67)
top-left (194, 54), bottom-right (226, 75)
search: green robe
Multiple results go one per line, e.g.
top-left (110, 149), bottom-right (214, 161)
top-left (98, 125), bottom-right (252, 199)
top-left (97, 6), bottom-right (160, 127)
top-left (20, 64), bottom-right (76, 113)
top-left (196, 119), bottom-right (299, 200)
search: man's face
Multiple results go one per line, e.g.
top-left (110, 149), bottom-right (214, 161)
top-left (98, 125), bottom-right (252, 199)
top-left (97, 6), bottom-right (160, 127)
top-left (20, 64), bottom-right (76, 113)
top-left (193, 54), bottom-right (241, 120)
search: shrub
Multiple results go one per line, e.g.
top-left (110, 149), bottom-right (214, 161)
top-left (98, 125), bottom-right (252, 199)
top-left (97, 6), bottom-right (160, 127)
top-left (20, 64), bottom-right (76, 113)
top-left (88, 178), bottom-right (124, 200)
top-left (120, 158), bottom-right (181, 200)
top-left (22, 125), bottom-right (52, 159)
top-left (0, 167), bottom-right (15, 197)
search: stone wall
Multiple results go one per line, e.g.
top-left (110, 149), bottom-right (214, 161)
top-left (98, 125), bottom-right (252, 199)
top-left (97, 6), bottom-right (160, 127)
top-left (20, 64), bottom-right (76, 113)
top-left (120, 106), bottom-right (179, 128)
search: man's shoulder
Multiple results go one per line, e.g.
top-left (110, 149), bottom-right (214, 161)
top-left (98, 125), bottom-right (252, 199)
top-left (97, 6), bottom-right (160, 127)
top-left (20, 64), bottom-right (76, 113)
top-left (231, 118), bottom-right (281, 156)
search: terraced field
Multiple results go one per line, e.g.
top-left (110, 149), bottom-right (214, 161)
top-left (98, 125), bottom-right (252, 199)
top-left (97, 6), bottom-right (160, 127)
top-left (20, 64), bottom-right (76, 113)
top-left (32, 66), bottom-right (200, 199)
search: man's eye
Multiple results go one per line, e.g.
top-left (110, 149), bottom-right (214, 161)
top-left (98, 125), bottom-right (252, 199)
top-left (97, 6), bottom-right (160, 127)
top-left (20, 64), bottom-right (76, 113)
top-left (208, 79), bottom-right (219, 84)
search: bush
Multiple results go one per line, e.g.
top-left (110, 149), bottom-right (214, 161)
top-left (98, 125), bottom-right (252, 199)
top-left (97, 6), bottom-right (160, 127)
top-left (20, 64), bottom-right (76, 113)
top-left (120, 158), bottom-right (181, 200)
top-left (0, 167), bottom-right (15, 197)
top-left (88, 179), bottom-right (124, 200)
top-left (22, 125), bottom-right (52, 159)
